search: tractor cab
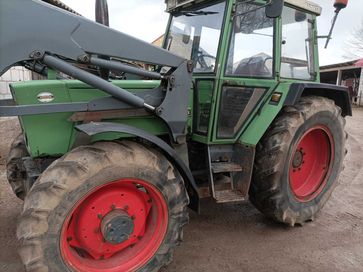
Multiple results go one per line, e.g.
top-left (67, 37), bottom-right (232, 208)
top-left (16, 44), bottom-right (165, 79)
top-left (164, 0), bottom-right (322, 144)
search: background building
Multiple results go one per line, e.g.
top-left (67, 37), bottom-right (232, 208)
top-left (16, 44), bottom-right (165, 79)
top-left (320, 59), bottom-right (363, 106)
top-left (0, 67), bottom-right (33, 99)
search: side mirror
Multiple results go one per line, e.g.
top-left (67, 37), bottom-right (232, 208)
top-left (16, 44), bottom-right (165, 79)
top-left (265, 0), bottom-right (284, 18)
top-left (295, 10), bottom-right (307, 22)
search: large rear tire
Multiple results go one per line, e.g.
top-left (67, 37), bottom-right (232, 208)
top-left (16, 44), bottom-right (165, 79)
top-left (250, 96), bottom-right (346, 226)
top-left (17, 141), bottom-right (189, 272)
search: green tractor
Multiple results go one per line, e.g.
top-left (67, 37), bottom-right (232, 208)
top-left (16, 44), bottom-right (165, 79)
top-left (0, 0), bottom-right (350, 271)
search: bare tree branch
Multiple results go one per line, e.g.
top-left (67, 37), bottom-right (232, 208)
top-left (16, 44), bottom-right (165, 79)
top-left (345, 20), bottom-right (363, 59)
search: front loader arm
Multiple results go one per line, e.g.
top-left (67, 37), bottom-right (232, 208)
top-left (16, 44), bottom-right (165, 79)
top-left (0, 0), bottom-right (193, 142)
top-left (0, 0), bottom-right (184, 74)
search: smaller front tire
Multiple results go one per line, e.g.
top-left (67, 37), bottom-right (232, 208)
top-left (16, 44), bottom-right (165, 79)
top-left (6, 134), bottom-right (28, 200)
top-left (17, 141), bottom-right (189, 272)
top-left (250, 96), bottom-right (346, 226)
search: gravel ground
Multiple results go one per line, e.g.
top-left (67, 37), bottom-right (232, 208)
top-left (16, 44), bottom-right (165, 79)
top-left (1, 108), bottom-right (363, 272)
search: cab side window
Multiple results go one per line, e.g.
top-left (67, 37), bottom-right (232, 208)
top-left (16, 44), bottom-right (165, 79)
top-left (280, 6), bottom-right (315, 80)
top-left (226, 3), bottom-right (274, 78)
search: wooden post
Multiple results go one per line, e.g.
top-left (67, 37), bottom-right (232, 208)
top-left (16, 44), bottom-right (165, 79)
top-left (336, 69), bottom-right (342, 86)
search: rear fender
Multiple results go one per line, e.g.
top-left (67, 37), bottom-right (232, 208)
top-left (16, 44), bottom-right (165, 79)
top-left (284, 83), bottom-right (352, 117)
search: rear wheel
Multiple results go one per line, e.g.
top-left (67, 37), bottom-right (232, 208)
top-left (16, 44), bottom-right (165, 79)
top-left (250, 96), bottom-right (346, 226)
top-left (17, 141), bottom-right (189, 272)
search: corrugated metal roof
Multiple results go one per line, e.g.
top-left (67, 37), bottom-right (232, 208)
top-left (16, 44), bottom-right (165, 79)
top-left (355, 59), bottom-right (363, 67)
top-left (320, 59), bottom-right (362, 71)
top-left (42, 0), bottom-right (81, 16)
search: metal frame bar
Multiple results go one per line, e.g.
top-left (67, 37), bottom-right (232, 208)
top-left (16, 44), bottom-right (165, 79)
top-left (42, 54), bottom-right (155, 111)
top-left (0, 90), bottom-right (163, 117)
top-left (90, 57), bottom-right (163, 80)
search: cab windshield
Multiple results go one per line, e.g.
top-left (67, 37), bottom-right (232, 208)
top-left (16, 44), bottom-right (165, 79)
top-left (165, 1), bottom-right (226, 73)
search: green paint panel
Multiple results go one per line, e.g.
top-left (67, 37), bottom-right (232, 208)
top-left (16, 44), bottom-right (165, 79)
top-left (193, 80), bottom-right (215, 136)
top-left (238, 82), bottom-right (292, 145)
top-left (11, 80), bottom-right (166, 157)
top-left (11, 81), bottom-right (74, 157)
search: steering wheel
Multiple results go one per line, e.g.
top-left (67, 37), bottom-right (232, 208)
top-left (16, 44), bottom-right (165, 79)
top-left (196, 50), bottom-right (216, 71)
top-left (262, 57), bottom-right (273, 75)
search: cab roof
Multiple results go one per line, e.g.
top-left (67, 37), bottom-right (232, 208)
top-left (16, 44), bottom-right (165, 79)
top-left (285, 0), bottom-right (321, 15)
top-left (165, 0), bottom-right (322, 15)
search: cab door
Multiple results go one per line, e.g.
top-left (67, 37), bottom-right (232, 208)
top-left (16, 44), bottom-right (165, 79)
top-left (211, 2), bottom-right (279, 143)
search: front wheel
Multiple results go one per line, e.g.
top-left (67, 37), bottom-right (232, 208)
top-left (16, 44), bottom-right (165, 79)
top-left (250, 96), bottom-right (346, 226)
top-left (6, 134), bottom-right (28, 200)
top-left (17, 141), bottom-right (189, 272)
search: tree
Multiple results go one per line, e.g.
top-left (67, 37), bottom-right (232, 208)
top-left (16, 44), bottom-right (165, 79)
top-left (346, 20), bottom-right (363, 59)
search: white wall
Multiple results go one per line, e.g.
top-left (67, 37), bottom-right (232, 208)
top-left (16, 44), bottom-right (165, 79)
top-left (0, 67), bottom-right (32, 99)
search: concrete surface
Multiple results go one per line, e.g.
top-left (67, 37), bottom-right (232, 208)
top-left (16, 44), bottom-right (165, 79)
top-left (1, 108), bottom-right (363, 272)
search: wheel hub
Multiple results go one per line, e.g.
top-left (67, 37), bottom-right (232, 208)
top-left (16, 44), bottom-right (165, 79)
top-left (292, 149), bottom-right (304, 168)
top-left (60, 178), bottom-right (168, 272)
top-left (101, 210), bottom-right (134, 244)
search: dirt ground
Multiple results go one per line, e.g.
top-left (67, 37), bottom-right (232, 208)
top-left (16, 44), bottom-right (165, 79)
top-left (1, 108), bottom-right (363, 272)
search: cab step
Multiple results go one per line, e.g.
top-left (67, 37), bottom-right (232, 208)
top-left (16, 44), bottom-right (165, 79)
top-left (214, 190), bottom-right (247, 203)
top-left (206, 144), bottom-right (255, 204)
top-left (211, 162), bottom-right (242, 173)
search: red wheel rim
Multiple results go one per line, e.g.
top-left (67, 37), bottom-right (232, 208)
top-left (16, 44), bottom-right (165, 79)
top-left (289, 125), bottom-right (334, 202)
top-left (60, 178), bottom-right (168, 272)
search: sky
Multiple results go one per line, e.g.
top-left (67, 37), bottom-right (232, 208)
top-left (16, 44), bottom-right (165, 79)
top-left (61, 0), bottom-right (363, 66)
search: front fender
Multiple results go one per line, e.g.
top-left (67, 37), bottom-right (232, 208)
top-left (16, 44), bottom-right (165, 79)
top-left (76, 122), bottom-right (200, 213)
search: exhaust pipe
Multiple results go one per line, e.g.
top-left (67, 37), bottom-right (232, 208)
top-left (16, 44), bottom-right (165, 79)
top-left (95, 0), bottom-right (110, 79)
top-left (96, 0), bottom-right (109, 26)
